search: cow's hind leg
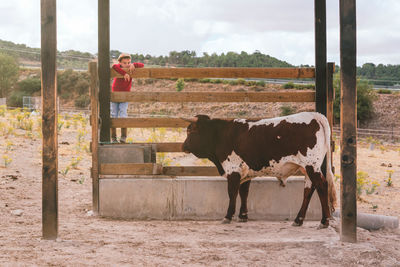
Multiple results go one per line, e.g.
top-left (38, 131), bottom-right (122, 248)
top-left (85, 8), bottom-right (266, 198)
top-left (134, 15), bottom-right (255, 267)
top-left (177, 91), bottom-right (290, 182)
top-left (305, 165), bottom-right (331, 229)
top-left (222, 172), bottom-right (241, 224)
top-left (293, 173), bottom-right (315, 227)
top-left (238, 180), bottom-right (251, 222)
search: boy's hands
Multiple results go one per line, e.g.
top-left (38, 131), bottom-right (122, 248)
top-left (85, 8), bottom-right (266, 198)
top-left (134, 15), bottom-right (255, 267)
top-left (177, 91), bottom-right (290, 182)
top-left (129, 63), bottom-right (136, 73)
top-left (123, 73), bottom-right (130, 81)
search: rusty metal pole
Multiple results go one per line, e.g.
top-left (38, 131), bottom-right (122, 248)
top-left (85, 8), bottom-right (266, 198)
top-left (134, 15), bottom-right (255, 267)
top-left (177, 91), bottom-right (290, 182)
top-left (41, 0), bottom-right (58, 240)
top-left (340, 0), bottom-right (357, 243)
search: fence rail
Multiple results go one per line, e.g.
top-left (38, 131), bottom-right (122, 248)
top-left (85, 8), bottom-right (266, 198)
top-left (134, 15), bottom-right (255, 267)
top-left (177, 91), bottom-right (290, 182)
top-left (332, 127), bottom-right (400, 139)
top-left (111, 67), bottom-right (316, 79)
top-left (111, 91), bottom-right (315, 103)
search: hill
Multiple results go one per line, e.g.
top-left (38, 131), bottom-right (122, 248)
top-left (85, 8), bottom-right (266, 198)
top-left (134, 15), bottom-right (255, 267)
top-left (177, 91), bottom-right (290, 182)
top-left (0, 39), bottom-right (293, 70)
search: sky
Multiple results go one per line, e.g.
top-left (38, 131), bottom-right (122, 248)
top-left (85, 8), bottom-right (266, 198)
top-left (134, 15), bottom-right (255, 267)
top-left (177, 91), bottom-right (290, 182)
top-left (0, 0), bottom-right (399, 66)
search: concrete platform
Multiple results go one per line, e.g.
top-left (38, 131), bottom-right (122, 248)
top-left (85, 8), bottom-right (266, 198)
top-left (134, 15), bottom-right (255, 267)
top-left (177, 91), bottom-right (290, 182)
top-left (99, 176), bottom-right (322, 221)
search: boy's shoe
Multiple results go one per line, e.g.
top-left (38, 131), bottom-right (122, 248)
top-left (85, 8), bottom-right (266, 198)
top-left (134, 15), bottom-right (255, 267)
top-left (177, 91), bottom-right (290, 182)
top-left (111, 137), bottom-right (118, 143)
top-left (120, 136), bottom-right (126, 143)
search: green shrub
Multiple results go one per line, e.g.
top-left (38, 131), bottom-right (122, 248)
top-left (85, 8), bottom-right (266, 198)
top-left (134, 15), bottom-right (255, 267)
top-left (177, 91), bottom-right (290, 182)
top-left (76, 80), bottom-right (89, 95)
top-left (7, 90), bottom-right (25, 107)
top-left (229, 80), bottom-right (239, 86)
top-left (295, 83), bottom-right (315, 90)
top-left (17, 78), bottom-right (41, 94)
top-left (74, 95), bottom-right (90, 108)
top-left (283, 82), bottom-right (295, 89)
top-left (256, 80), bottom-right (266, 87)
top-left (377, 89), bottom-right (392, 94)
top-left (211, 79), bottom-right (222, 84)
top-left (237, 78), bottom-right (246, 85)
top-left (333, 75), bottom-right (376, 123)
top-left (176, 78), bottom-right (185, 92)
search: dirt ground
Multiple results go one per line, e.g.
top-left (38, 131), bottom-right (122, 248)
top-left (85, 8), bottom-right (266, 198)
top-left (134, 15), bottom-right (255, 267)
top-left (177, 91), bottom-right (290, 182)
top-left (1, 112), bottom-right (400, 266)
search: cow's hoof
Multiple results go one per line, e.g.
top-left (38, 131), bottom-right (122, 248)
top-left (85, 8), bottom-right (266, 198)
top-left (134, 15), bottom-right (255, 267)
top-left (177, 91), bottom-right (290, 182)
top-left (317, 223), bottom-right (329, 230)
top-left (221, 218), bottom-right (232, 224)
top-left (292, 221), bottom-right (302, 227)
top-left (238, 218), bottom-right (248, 223)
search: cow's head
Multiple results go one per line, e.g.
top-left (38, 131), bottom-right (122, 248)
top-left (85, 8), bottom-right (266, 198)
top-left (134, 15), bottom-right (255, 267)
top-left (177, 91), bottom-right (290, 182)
top-left (182, 115), bottom-right (216, 158)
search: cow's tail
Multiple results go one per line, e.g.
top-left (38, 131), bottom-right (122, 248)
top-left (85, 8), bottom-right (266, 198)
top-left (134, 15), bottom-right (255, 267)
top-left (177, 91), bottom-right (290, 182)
top-left (319, 113), bottom-right (337, 214)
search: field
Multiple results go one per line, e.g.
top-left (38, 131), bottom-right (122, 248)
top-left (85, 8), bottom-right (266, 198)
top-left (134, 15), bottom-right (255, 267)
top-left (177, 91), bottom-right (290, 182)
top-left (0, 107), bottom-right (400, 266)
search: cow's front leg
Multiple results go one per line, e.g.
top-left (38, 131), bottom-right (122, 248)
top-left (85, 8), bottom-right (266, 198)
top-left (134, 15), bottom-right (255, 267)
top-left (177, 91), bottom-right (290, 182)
top-left (222, 172), bottom-right (241, 224)
top-left (238, 180), bottom-right (251, 222)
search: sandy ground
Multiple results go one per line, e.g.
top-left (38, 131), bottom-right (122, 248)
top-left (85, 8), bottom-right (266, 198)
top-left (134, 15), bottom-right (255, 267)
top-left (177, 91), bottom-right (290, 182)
top-left (1, 113), bottom-right (400, 266)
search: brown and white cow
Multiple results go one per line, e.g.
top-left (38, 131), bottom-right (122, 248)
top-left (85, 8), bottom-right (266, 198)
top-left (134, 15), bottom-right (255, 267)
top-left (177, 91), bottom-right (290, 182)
top-left (182, 112), bottom-right (337, 228)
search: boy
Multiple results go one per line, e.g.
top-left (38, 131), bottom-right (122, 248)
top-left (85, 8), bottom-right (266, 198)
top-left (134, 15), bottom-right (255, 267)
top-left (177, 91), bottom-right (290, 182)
top-left (111, 53), bottom-right (144, 143)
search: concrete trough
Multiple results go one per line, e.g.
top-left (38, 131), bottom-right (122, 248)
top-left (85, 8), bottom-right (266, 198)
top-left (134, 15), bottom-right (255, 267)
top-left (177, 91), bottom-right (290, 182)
top-left (99, 176), bottom-right (322, 221)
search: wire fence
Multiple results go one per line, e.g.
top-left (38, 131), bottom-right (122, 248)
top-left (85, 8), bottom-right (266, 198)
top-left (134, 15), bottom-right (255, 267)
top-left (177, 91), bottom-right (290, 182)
top-left (333, 126), bottom-right (400, 141)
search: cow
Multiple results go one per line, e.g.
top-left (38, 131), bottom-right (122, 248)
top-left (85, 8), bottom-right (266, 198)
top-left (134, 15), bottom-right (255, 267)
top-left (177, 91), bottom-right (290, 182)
top-left (182, 112), bottom-right (337, 229)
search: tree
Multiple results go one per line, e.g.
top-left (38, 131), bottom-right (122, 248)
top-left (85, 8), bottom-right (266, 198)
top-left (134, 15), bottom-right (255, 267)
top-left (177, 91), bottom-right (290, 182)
top-left (0, 53), bottom-right (19, 98)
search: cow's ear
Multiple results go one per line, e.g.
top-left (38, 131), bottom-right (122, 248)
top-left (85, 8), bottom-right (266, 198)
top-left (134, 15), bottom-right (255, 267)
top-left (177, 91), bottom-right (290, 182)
top-left (195, 114), bottom-right (210, 121)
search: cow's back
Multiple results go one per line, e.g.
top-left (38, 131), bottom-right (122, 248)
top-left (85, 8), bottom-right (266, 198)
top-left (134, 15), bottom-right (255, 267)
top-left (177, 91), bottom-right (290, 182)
top-left (221, 112), bottom-right (329, 179)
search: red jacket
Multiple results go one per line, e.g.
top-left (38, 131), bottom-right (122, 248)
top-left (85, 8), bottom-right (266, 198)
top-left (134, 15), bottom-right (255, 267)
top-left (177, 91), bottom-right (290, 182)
top-left (112, 62), bottom-right (144, 92)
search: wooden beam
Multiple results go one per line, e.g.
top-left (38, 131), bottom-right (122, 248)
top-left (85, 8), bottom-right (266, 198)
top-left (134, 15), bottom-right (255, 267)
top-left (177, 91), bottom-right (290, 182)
top-left (111, 118), bottom-right (189, 128)
top-left (111, 91), bottom-right (316, 103)
top-left (100, 163), bottom-right (163, 175)
top-left (110, 67), bottom-right (316, 79)
top-left (163, 166), bottom-right (219, 176)
top-left (105, 142), bottom-right (183, 152)
top-left (41, 0), bottom-right (58, 240)
top-left (315, 0), bottom-right (327, 116)
top-left (315, 0), bottom-right (328, 179)
top-left (89, 61), bottom-right (99, 213)
top-left (98, 0), bottom-right (111, 142)
top-left (327, 62), bottom-right (335, 171)
top-left (340, 0), bottom-right (357, 243)
top-left (111, 117), bottom-right (261, 128)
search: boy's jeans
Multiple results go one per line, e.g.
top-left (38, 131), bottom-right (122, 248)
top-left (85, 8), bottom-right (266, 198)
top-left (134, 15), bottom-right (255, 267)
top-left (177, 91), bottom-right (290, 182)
top-left (111, 102), bottom-right (128, 118)
top-left (110, 102), bottom-right (128, 142)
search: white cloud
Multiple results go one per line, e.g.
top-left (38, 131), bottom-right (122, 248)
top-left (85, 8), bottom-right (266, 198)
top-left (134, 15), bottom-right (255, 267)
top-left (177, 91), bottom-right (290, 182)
top-left (0, 0), bottom-right (399, 65)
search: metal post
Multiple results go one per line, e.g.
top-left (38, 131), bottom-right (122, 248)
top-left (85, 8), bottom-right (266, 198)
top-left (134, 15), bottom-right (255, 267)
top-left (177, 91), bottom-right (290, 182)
top-left (340, 0), bottom-right (357, 243)
top-left (41, 0), bottom-right (58, 240)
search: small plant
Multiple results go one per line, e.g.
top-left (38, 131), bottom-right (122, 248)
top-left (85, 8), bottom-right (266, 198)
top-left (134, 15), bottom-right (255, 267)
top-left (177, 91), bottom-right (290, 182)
top-left (176, 78), bottom-right (185, 92)
top-left (385, 170), bottom-right (394, 187)
top-left (2, 155), bottom-right (12, 167)
top-left (70, 156), bottom-right (82, 169)
top-left (280, 105), bottom-right (296, 116)
top-left (366, 180), bottom-right (379, 195)
top-left (60, 166), bottom-right (70, 177)
top-left (157, 152), bottom-right (172, 166)
top-left (0, 105), bottom-right (6, 117)
top-left (357, 171), bottom-right (380, 197)
top-left (57, 115), bottom-right (64, 132)
top-left (78, 176), bottom-right (85, 184)
top-left (5, 140), bottom-right (13, 151)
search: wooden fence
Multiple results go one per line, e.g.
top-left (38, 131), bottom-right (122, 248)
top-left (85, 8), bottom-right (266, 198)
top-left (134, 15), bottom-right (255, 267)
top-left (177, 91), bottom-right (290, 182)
top-left (90, 64), bottom-right (335, 209)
